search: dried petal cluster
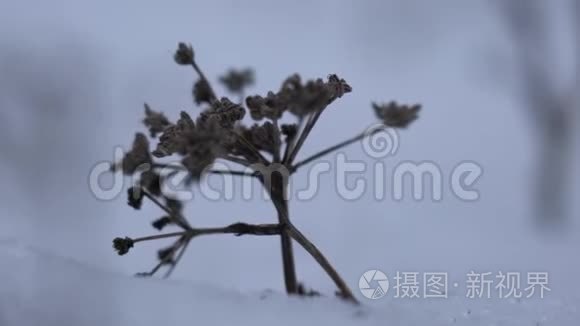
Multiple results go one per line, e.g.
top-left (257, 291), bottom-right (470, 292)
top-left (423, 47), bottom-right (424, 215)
top-left (246, 74), bottom-right (352, 121)
top-left (152, 111), bottom-right (195, 157)
top-left (120, 133), bottom-right (151, 174)
top-left (198, 97), bottom-right (246, 129)
top-left (143, 103), bottom-right (171, 137)
top-left (174, 43), bottom-right (194, 65)
top-left (113, 237), bottom-right (134, 255)
top-left (193, 79), bottom-right (213, 105)
top-left (236, 122), bottom-right (281, 157)
top-left (373, 102), bottom-right (421, 128)
top-left (219, 68), bottom-right (254, 94)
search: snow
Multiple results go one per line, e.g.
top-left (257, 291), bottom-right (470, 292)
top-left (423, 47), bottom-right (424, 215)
top-left (1, 238), bottom-right (577, 326)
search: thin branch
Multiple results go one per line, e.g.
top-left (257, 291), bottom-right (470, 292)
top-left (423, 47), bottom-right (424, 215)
top-left (291, 131), bottom-right (367, 173)
top-left (287, 223), bottom-right (359, 304)
top-left (132, 222), bottom-right (281, 245)
top-left (219, 155), bottom-right (253, 168)
top-left (133, 231), bottom-right (188, 243)
top-left (152, 163), bottom-right (257, 177)
top-left (234, 132), bottom-right (270, 165)
top-left (285, 94), bottom-right (342, 165)
top-left (209, 169), bottom-right (259, 177)
top-left (131, 222), bottom-right (283, 277)
top-left (137, 260), bottom-right (165, 277)
top-left (137, 236), bottom-right (184, 278)
top-left (191, 60), bottom-right (217, 102)
top-left (285, 110), bottom-right (323, 165)
top-left (282, 118), bottom-right (305, 164)
top-left (142, 190), bottom-right (192, 230)
top-left (272, 119), bottom-right (282, 163)
top-left (164, 236), bottom-right (192, 278)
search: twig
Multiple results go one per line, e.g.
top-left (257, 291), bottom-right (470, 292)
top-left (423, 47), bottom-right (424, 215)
top-left (285, 110), bottom-right (323, 165)
top-left (234, 132), bottom-right (270, 165)
top-left (135, 222), bottom-right (282, 278)
top-left (152, 163), bottom-right (257, 177)
top-left (291, 131), bottom-right (367, 173)
top-left (220, 155), bottom-right (253, 168)
top-left (191, 60), bottom-right (217, 103)
top-left (287, 223), bottom-right (359, 304)
top-left (164, 236), bottom-right (192, 278)
top-left (133, 231), bottom-right (188, 243)
top-left (136, 236), bottom-right (185, 277)
top-left (142, 190), bottom-right (192, 230)
top-left (132, 222), bottom-right (281, 245)
top-left (282, 118), bottom-right (305, 164)
top-left (272, 119), bottom-right (282, 163)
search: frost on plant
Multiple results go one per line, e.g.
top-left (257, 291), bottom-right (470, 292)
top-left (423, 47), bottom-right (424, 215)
top-left (109, 42), bottom-right (421, 304)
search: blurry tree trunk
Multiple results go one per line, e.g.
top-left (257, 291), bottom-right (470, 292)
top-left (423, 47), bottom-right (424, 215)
top-left (499, 0), bottom-right (578, 226)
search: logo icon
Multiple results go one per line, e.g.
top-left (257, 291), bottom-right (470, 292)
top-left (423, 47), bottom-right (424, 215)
top-left (359, 269), bottom-right (390, 299)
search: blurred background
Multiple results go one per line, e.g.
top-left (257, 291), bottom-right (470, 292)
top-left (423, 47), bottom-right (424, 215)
top-left (0, 0), bottom-right (578, 306)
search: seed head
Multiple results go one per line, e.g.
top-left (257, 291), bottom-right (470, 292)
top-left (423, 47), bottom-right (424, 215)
top-left (281, 123), bottom-right (298, 141)
top-left (246, 91), bottom-right (285, 121)
top-left (152, 216), bottom-right (172, 231)
top-left (157, 246), bottom-right (175, 263)
top-left (248, 121), bottom-right (280, 156)
top-left (326, 74), bottom-right (352, 99)
top-left (372, 102), bottom-right (421, 128)
top-left (164, 197), bottom-right (183, 215)
top-left (174, 43), bottom-right (194, 65)
top-left (139, 171), bottom-right (162, 197)
top-left (219, 68), bottom-right (254, 94)
top-left (122, 133), bottom-right (151, 175)
top-left (193, 79), bottom-right (213, 105)
top-left (113, 237), bottom-right (134, 255)
top-left (127, 186), bottom-right (144, 210)
top-left (198, 97), bottom-right (246, 129)
top-left (143, 103), bottom-right (170, 137)
top-left (152, 111), bottom-right (195, 158)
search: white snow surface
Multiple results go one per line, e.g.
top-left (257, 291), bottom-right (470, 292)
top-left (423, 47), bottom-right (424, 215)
top-left (0, 239), bottom-right (577, 326)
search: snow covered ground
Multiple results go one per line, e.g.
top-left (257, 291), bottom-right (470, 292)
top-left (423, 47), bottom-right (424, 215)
top-left (1, 238), bottom-right (577, 326)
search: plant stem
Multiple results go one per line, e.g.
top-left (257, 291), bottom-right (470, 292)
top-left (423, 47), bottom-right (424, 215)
top-left (164, 236), bottom-right (191, 278)
top-left (234, 132), bottom-right (270, 165)
top-left (152, 163), bottom-right (257, 177)
top-left (270, 173), bottom-right (298, 294)
top-left (191, 60), bottom-right (217, 102)
top-left (290, 131), bottom-right (367, 173)
top-left (221, 155), bottom-right (253, 168)
top-left (285, 109), bottom-right (324, 165)
top-left (287, 224), bottom-right (359, 304)
top-left (272, 119), bottom-right (282, 163)
top-left (281, 118), bottom-right (304, 164)
top-left (142, 190), bottom-right (192, 230)
top-left (133, 232), bottom-right (187, 243)
top-left (133, 222), bottom-right (281, 244)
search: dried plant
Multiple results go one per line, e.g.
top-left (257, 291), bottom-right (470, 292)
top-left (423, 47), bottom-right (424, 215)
top-left (110, 42), bottom-right (421, 304)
